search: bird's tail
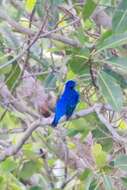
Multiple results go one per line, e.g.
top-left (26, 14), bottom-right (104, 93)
top-left (51, 117), bottom-right (58, 127)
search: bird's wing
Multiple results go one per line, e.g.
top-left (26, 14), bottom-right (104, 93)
top-left (68, 90), bottom-right (79, 105)
top-left (66, 91), bottom-right (79, 119)
top-left (52, 96), bottom-right (67, 127)
top-left (55, 97), bottom-right (67, 116)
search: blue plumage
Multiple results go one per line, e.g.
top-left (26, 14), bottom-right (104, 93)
top-left (51, 80), bottom-right (79, 127)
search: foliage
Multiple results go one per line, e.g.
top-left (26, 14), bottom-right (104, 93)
top-left (0, 0), bottom-right (127, 189)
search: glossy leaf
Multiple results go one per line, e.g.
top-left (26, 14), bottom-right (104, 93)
top-left (68, 56), bottom-right (89, 75)
top-left (82, 0), bottom-right (99, 21)
top-left (83, 173), bottom-right (94, 190)
top-left (113, 154), bottom-right (127, 171)
top-left (103, 57), bottom-right (127, 73)
top-left (103, 67), bottom-right (127, 89)
top-left (97, 32), bottom-right (127, 52)
top-left (112, 1), bottom-right (127, 33)
top-left (93, 30), bottom-right (112, 48)
top-left (68, 56), bottom-right (84, 74)
top-left (98, 71), bottom-right (123, 111)
top-left (103, 175), bottom-right (113, 190)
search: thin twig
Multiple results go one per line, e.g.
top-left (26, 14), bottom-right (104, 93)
top-left (0, 104), bottom-right (127, 162)
top-left (61, 172), bottom-right (78, 189)
top-left (40, 149), bottom-right (55, 189)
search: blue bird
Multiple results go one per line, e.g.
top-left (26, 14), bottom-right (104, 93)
top-left (51, 80), bottom-right (79, 127)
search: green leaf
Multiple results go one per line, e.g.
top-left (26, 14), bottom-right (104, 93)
top-left (70, 47), bottom-right (90, 59)
top-left (0, 158), bottom-right (17, 173)
top-left (113, 154), bottom-right (127, 171)
top-left (97, 32), bottom-right (127, 52)
top-left (0, 53), bottom-right (23, 70)
top-left (30, 53), bottom-right (50, 68)
top-left (48, 159), bottom-right (55, 167)
top-left (102, 165), bottom-right (112, 174)
top-left (103, 57), bottom-right (127, 73)
top-left (0, 176), bottom-right (5, 189)
top-left (89, 179), bottom-right (100, 190)
top-left (92, 126), bottom-right (113, 152)
top-left (23, 144), bottom-right (38, 159)
top-left (25, 0), bottom-right (37, 12)
top-left (0, 176), bottom-right (4, 183)
top-left (68, 118), bottom-right (90, 137)
top-left (67, 128), bottom-right (79, 137)
top-left (0, 27), bottom-right (20, 49)
top-left (82, 0), bottom-right (99, 21)
top-left (36, 0), bottom-right (45, 17)
top-left (103, 175), bottom-right (113, 190)
top-left (112, 1), bottom-right (127, 33)
top-left (103, 67), bottom-right (127, 89)
top-left (5, 60), bottom-right (21, 90)
top-left (68, 56), bottom-right (84, 74)
top-left (19, 160), bottom-right (41, 180)
top-left (0, 55), bottom-right (12, 74)
top-left (83, 112), bottom-right (102, 128)
top-left (9, 183), bottom-right (22, 190)
top-left (80, 168), bottom-right (92, 181)
top-left (74, 28), bottom-right (88, 45)
top-left (50, 0), bottom-right (64, 5)
top-left (121, 177), bottom-right (127, 188)
top-left (84, 173), bottom-right (94, 190)
top-left (118, 119), bottom-right (127, 130)
top-left (44, 73), bottom-right (57, 90)
top-left (0, 108), bottom-right (19, 128)
top-left (30, 186), bottom-right (42, 190)
top-left (99, 0), bottom-right (111, 6)
top-left (68, 56), bottom-right (89, 75)
top-left (96, 30), bottom-right (112, 46)
top-left (92, 143), bottom-right (107, 167)
top-left (98, 70), bottom-right (123, 111)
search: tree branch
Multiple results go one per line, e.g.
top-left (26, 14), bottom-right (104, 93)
top-left (0, 106), bottom-right (95, 161)
top-left (95, 106), bottom-right (127, 144)
top-left (0, 8), bottom-right (81, 48)
top-left (0, 104), bottom-right (127, 162)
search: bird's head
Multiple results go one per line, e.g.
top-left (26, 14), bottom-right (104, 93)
top-left (65, 80), bottom-right (76, 89)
